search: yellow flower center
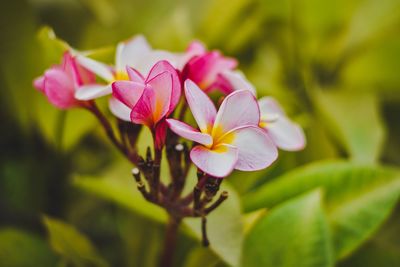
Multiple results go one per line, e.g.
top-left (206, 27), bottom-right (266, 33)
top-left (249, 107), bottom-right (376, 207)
top-left (114, 71), bottom-right (129, 81)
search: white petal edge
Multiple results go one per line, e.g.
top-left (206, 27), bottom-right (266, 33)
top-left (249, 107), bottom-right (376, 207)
top-left (265, 117), bottom-right (306, 151)
top-left (228, 126), bottom-right (278, 171)
top-left (184, 80), bottom-right (217, 133)
top-left (166, 119), bottom-right (213, 146)
top-left (221, 70), bottom-right (256, 96)
top-left (213, 90), bottom-right (260, 135)
top-left (109, 97), bottom-right (131, 121)
top-left (190, 144), bottom-right (238, 178)
top-left (76, 55), bottom-right (114, 82)
top-left (116, 35), bottom-right (152, 72)
top-left (75, 84), bottom-right (112, 100)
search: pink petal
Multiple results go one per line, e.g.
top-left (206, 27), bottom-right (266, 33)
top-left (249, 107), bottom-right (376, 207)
top-left (131, 72), bottom-right (172, 127)
top-left (220, 70), bottom-right (256, 96)
top-left (33, 76), bottom-right (45, 92)
top-left (213, 90), bottom-right (260, 136)
top-left (115, 35), bottom-right (152, 72)
top-left (75, 84), bottom-right (113, 100)
top-left (146, 71), bottom-right (173, 122)
top-left (166, 119), bottom-right (213, 146)
top-left (186, 41), bottom-right (206, 55)
top-left (109, 97), bottom-right (131, 121)
top-left (176, 41), bottom-right (207, 69)
top-left (76, 55), bottom-right (114, 82)
top-left (184, 80), bottom-right (217, 133)
top-left (112, 81), bottom-right (146, 108)
top-left (126, 67), bottom-right (145, 83)
top-left (186, 51), bottom-right (237, 90)
top-left (228, 126), bottom-right (278, 171)
top-left (190, 144), bottom-right (239, 178)
top-left (146, 60), bottom-right (181, 113)
top-left (265, 117), bottom-right (306, 151)
top-left (43, 68), bottom-right (78, 109)
top-left (130, 88), bottom-right (155, 127)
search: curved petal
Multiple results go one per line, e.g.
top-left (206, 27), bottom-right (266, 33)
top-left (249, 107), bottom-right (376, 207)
top-left (166, 119), bottom-right (213, 146)
top-left (212, 90), bottom-right (260, 137)
top-left (220, 70), bottom-right (256, 96)
top-left (43, 68), bottom-right (77, 109)
top-left (109, 97), bottom-right (131, 121)
top-left (136, 50), bottom-right (180, 75)
top-left (147, 71), bottom-right (173, 122)
top-left (76, 55), bottom-right (114, 82)
top-left (112, 80), bottom-right (146, 108)
top-left (190, 144), bottom-right (238, 178)
top-left (265, 117), bottom-right (306, 151)
top-left (33, 75), bottom-right (45, 92)
top-left (130, 88), bottom-right (154, 127)
top-left (187, 52), bottom-right (237, 89)
top-left (126, 67), bottom-right (145, 83)
top-left (147, 60), bottom-right (181, 112)
top-left (115, 35), bottom-right (152, 72)
top-left (258, 97), bottom-right (285, 117)
top-left (176, 41), bottom-right (206, 70)
top-left (184, 80), bottom-right (217, 133)
top-left (131, 72), bottom-right (172, 127)
top-left (227, 126), bottom-right (278, 171)
top-left (75, 84), bottom-right (112, 100)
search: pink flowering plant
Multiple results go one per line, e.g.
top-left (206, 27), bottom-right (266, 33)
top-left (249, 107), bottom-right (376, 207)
top-left (34, 34), bottom-right (305, 267)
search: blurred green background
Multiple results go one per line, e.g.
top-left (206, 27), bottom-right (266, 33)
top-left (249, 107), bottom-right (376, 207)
top-left (0, 0), bottom-right (400, 266)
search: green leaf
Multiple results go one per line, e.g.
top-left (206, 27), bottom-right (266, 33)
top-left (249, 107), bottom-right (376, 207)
top-left (0, 228), bottom-right (58, 267)
top-left (243, 160), bottom-right (400, 259)
top-left (315, 90), bottom-right (385, 163)
top-left (185, 183), bottom-right (243, 267)
top-left (183, 247), bottom-right (225, 267)
top-left (73, 160), bottom-right (168, 224)
top-left (243, 190), bottom-right (334, 267)
top-left (43, 216), bottom-right (109, 267)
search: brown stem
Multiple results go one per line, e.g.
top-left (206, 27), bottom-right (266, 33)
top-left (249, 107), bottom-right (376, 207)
top-left (159, 216), bottom-right (181, 267)
top-left (85, 102), bottom-right (140, 164)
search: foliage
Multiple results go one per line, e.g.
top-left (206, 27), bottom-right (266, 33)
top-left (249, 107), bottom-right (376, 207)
top-left (0, 0), bottom-right (400, 266)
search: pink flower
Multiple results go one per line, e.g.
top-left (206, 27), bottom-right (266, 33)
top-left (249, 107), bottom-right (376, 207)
top-left (112, 60), bottom-right (181, 147)
top-left (258, 97), bottom-right (306, 151)
top-left (74, 35), bottom-right (181, 102)
top-left (182, 41), bottom-right (255, 95)
top-left (33, 52), bottom-right (95, 109)
top-left (167, 80), bottom-right (278, 178)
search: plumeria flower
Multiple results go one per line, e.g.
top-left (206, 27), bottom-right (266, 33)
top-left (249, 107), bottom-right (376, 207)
top-left (112, 60), bottom-right (181, 147)
top-left (258, 97), bottom-right (306, 151)
top-left (74, 35), bottom-right (180, 102)
top-left (167, 80), bottom-right (277, 178)
top-left (182, 41), bottom-right (256, 95)
top-left (33, 52), bottom-right (95, 109)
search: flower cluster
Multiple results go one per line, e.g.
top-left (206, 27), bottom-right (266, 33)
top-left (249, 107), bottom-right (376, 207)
top-left (34, 34), bottom-right (305, 251)
top-left (34, 35), bottom-right (305, 178)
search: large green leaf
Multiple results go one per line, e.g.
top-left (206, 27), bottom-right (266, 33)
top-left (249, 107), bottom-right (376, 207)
top-left (243, 160), bottom-right (400, 259)
top-left (73, 174), bottom-right (168, 223)
top-left (185, 183), bottom-right (243, 267)
top-left (315, 90), bottom-right (385, 163)
top-left (43, 216), bottom-right (109, 267)
top-left (243, 190), bottom-right (334, 267)
top-left (0, 228), bottom-right (58, 267)
top-left (183, 247), bottom-right (225, 267)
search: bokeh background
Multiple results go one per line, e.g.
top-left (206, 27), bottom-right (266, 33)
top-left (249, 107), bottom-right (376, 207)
top-left (0, 0), bottom-right (400, 266)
